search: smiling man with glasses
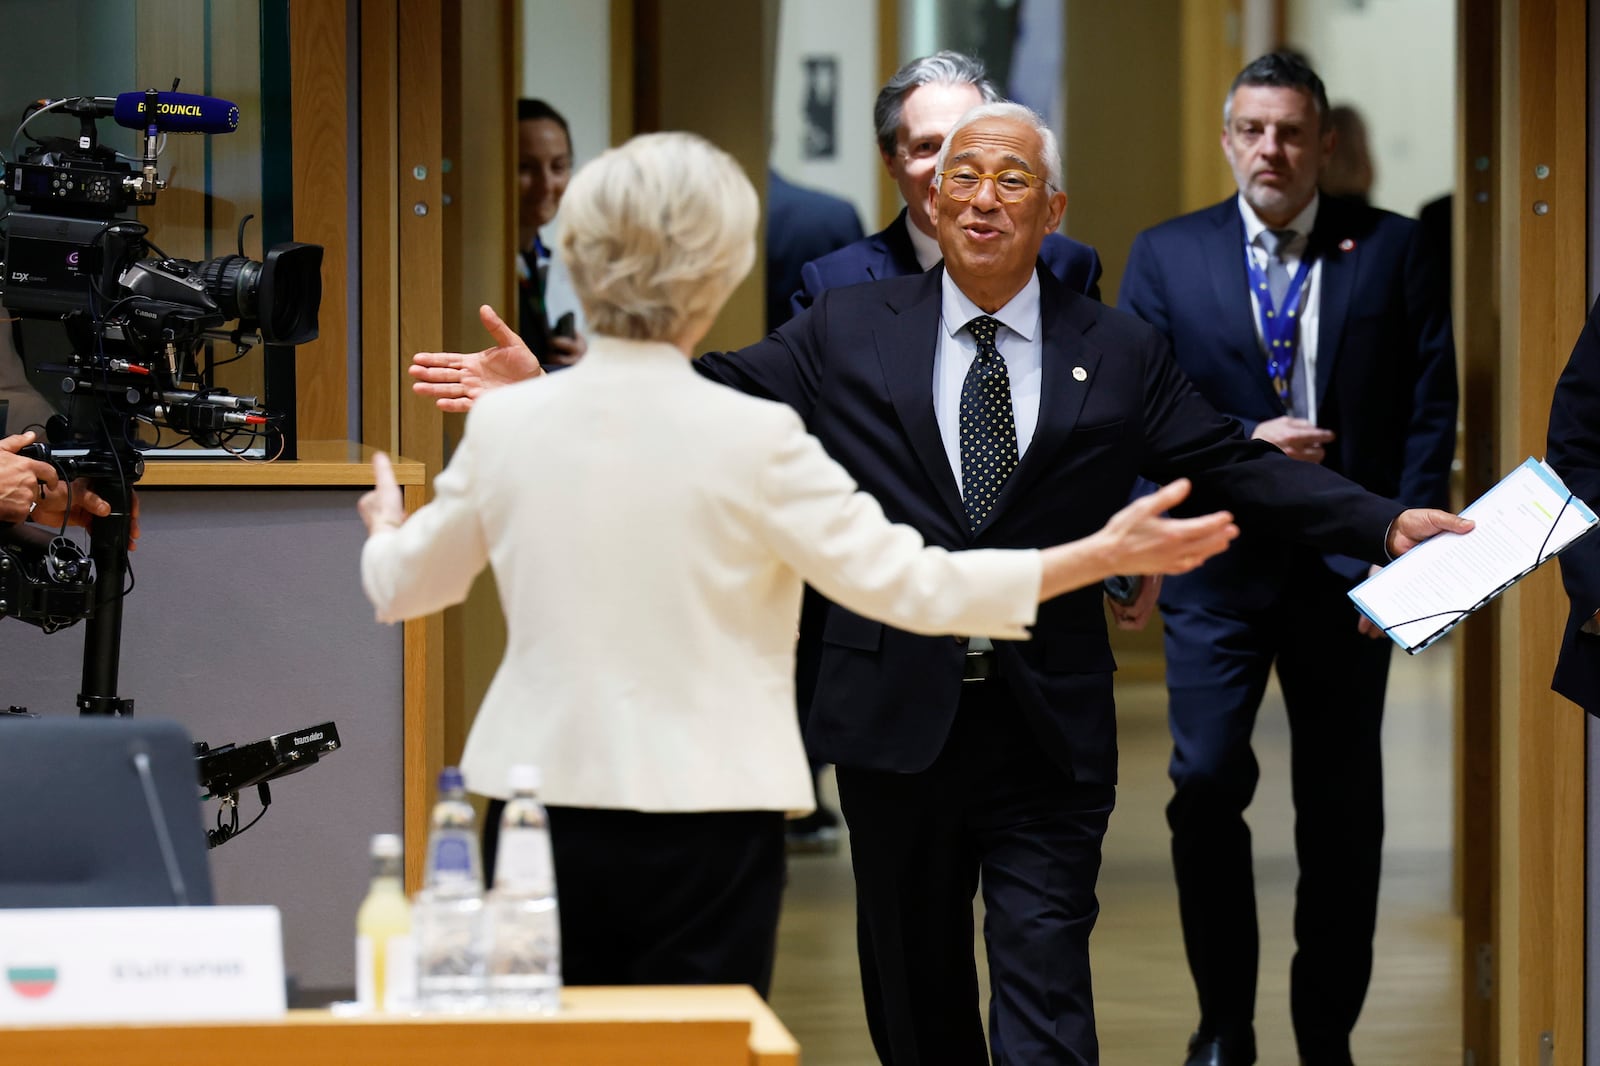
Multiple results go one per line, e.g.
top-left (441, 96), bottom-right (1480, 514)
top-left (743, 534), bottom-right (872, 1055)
top-left (787, 51), bottom-right (1101, 315)
top-left (688, 101), bottom-right (1467, 1066)
top-left (778, 50), bottom-right (1106, 855)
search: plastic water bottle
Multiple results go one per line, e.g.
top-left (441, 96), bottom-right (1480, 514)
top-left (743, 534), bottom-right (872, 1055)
top-left (414, 767), bottom-right (486, 1012)
top-left (484, 764), bottom-right (561, 1012)
top-left (356, 833), bottom-right (414, 1013)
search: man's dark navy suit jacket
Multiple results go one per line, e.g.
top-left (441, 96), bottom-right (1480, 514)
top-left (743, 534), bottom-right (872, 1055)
top-left (1549, 297), bottom-right (1600, 714)
top-left (1120, 194), bottom-right (1456, 608)
top-left (698, 266), bottom-right (1401, 784)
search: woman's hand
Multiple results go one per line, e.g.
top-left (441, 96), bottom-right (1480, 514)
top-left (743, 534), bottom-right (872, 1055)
top-left (1094, 479), bottom-right (1238, 576)
top-left (358, 452), bottom-right (406, 536)
top-left (1038, 479), bottom-right (1239, 603)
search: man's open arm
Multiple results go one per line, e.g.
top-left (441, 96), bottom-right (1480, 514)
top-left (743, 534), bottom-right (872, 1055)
top-left (1134, 324), bottom-right (1463, 563)
top-left (695, 292), bottom-right (831, 422)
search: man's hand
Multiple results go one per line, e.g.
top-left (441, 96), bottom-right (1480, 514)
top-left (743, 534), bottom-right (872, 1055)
top-left (0, 432), bottom-right (58, 524)
top-left (1356, 563), bottom-right (1385, 639)
top-left (1110, 573), bottom-right (1163, 630)
top-left (544, 331), bottom-right (588, 369)
top-left (1253, 416), bottom-right (1335, 463)
top-left (48, 480), bottom-right (113, 530)
top-left (358, 452), bottom-right (406, 536)
top-left (1099, 479), bottom-right (1239, 576)
top-left (1386, 508), bottom-right (1475, 556)
top-left (410, 304), bottom-right (542, 413)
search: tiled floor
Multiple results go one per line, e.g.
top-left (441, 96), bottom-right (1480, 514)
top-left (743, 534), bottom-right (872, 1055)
top-left (769, 638), bottom-right (1460, 1064)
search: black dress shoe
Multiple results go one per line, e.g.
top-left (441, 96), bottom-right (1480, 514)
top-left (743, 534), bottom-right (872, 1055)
top-left (785, 805), bottom-right (842, 854)
top-left (1184, 1032), bottom-right (1253, 1066)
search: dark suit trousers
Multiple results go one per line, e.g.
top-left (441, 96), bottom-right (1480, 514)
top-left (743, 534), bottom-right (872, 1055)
top-left (836, 674), bottom-right (1115, 1066)
top-left (483, 804), bottom-right (786, 998)
top-left (1161, 561), bottom-right (1392, 1065)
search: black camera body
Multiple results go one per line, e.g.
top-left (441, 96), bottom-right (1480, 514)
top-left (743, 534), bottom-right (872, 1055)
top-left (0, 93), bottom-right (319, 641)
top-left (0, 93), bottom-right (323, 452)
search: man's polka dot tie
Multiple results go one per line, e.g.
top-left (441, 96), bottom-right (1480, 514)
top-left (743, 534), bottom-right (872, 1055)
top-left (959, 315), bottom-right (1019, 532)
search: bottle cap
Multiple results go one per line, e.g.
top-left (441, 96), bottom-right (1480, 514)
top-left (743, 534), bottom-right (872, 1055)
top-left (369, 833), bottom-right (402, 859)
top-left (438, 766), bottom-right (465, 794)
top-left (507, 764), bottom-right (541, 793)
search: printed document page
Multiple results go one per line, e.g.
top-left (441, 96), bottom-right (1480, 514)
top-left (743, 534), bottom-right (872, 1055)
top-left (1349, 457), bottom-right (1597, 653)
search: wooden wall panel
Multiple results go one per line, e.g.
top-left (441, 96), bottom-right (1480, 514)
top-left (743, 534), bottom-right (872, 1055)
top-left (134, 0), bottom-right (205, 252)
top-left (637, 0), bottom-right (769, 355)
top-left (1063, 0), bottom-right (1181, 305)
top-left (876, 0), bottom-right (899, 229)
top-left (609, 0), bottom-right (636, 143)
top-left (444, 0), bottom-right (516, 758)
top-left (1495, 0), bottom-right (1588, 1059)
top-left (387, 0), bottom-right (448, 890)
top-left (360, 0), bottom-right (400, 455)
top-left (1178, 0), bottom-right (1242, 213)
top-left (135, 0), bottom-right (265, 402)
top-left (289, 0), bottom-right (350, 440)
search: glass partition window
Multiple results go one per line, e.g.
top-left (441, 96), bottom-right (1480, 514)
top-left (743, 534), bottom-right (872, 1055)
top-left (0, 0), bottom-right (291, 454)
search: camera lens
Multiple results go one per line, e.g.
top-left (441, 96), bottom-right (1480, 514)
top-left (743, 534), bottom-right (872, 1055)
top-left (257, 243), bottom-right (323, 345)
top-left (196, 255), bottom-right (254, 320)
top-left (192, 243), bottom-right (322, 344)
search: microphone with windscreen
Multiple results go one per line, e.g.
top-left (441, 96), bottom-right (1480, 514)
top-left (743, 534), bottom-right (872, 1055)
top-left (110, 90), bottom-right (239, 135)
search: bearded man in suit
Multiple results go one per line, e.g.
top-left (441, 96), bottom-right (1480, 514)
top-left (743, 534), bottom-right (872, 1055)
top-left (1119, 52), bottom-right (1457, 1066)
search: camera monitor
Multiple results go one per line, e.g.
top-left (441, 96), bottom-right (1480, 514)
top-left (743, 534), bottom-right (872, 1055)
top-left (0, 717), bottom-right (213, 907)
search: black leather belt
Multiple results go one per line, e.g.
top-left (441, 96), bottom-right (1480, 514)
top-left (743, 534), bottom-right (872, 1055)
top-left (962, 650), bottom-right (997, 682)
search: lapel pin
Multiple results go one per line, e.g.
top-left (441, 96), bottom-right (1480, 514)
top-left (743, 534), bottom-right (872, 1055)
top-left (1339, 238), bottom-right (1355, 252)
top-left (1072, 366), bottom-right (1088, 382)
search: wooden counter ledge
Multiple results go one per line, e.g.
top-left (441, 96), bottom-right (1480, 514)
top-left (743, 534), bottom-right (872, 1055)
top-left (0, 985), bottom-right (799, 1066)
top-left (135, 440), bottom-right (426, 488)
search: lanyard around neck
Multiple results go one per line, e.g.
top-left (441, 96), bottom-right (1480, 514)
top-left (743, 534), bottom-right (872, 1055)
top-left (1244, 242), bottom-right (1314, 409)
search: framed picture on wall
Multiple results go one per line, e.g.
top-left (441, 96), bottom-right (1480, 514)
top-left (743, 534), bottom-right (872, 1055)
top-left (802, 56), bottom-right (838, 160)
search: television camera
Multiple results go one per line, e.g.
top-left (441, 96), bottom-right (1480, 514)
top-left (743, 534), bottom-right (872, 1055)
top-left (0, 88), bottom-right (337, 843)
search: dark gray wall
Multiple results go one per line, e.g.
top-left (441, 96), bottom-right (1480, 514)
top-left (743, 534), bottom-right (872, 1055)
top-left (0, 489), bottom-right (404, 994)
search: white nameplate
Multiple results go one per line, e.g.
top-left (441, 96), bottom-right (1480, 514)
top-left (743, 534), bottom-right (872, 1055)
top-left (0, 906), bottom-right (286, 1023)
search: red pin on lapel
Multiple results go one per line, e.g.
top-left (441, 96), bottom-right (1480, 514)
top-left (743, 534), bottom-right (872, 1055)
top-left (1338, 238), bottom-right (1356, 252)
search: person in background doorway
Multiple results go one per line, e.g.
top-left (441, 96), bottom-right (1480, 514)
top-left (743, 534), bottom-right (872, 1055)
top-left (766, 169), bottom-right (863, 333)
top-left (1319, 103), bottom-right (1374, 204)
top-left (517, 98), bottom-right (586, 369)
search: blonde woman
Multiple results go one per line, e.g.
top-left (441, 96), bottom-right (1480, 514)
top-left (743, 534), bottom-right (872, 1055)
top-left (359, 131), bottom-right (1236, 995)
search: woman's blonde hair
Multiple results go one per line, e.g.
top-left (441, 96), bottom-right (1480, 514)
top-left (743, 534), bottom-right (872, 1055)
top-left (558, 131), bottom-right (758, 342)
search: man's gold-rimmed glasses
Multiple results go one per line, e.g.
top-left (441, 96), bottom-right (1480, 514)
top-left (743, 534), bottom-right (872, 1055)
top-left (938, 167), bottom-right (1050, 203)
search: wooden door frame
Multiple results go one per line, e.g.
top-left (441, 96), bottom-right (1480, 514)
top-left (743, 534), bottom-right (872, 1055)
top-left (1500, 0), bottom-right (1588, 1058)
top-left (1455, 0), bottom-right (1501, 1060)
top-left (1458, 0), bottom-right (1589, 1060)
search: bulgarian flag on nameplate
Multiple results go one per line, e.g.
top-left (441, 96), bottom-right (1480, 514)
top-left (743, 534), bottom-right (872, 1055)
top-left (7, 966), bottom-right (58, 999)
